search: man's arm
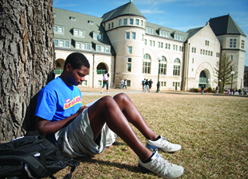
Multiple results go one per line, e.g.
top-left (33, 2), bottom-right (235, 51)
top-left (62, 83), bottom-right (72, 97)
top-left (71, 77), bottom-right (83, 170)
top-left (35, 106), bottom-right (87, 136)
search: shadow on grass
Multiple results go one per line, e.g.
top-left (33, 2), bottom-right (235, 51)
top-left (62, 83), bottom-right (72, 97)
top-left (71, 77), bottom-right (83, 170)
top-left (75, 153), bottom-right (151, 175)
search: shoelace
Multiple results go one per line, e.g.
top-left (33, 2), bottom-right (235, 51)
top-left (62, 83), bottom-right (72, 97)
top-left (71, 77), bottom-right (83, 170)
top-left (153, 154), bottom-right (172, 168)
top-left (160, 137), bottom-right (172, 150)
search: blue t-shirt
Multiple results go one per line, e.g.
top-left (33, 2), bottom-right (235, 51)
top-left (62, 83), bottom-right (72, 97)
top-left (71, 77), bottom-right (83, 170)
top-left (35, 77), bottom-right (82, 122)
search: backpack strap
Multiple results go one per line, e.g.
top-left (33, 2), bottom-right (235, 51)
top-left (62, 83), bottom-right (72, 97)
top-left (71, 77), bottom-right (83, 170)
top-left (0, 150), bottom-right (49, 178)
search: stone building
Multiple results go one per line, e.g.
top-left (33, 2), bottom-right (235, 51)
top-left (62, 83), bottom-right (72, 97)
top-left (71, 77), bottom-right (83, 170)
top-left (53, 1), bottom-right (246, 91)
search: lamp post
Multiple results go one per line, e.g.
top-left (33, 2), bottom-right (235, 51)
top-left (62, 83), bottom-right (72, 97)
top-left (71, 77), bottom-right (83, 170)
top-left (156, 57), bottom-right (161, 93)
top-left (231, 71), bottom-right (235, 91)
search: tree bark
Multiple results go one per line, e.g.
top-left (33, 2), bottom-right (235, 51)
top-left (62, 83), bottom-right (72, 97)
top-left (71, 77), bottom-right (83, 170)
top-left (0, 0), bottom-right (55, 142)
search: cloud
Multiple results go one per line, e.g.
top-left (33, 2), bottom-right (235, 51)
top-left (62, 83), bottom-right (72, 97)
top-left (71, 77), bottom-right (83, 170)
top-left (141, 9), bottom-right (165, 14)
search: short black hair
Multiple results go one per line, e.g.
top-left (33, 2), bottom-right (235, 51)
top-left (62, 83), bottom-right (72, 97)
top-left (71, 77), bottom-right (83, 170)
top-left (64, 52), bottom-right (90, 70)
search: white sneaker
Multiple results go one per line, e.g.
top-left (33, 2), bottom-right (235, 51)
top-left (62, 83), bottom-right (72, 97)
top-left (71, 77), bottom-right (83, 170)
top-left (138, 151), bottom-right (184, 178)
top-left (146, 135), bottom-right (181, 152)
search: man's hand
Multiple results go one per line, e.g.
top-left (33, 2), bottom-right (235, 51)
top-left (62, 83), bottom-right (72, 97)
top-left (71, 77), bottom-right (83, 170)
top-left (36, 106), bottom-right (88, 136)
top-left (75, 106), bottom-right (88, 117)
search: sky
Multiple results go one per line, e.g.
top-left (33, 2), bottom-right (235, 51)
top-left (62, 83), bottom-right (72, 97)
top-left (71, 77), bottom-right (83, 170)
top-left (53, 0), bottom-right (248, 66)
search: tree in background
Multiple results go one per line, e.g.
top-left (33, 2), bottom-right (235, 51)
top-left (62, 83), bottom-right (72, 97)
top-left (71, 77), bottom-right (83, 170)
top-left (0, 0), bottom-right (55, 142)
top-left (214, 53), bottom-right (238, 93)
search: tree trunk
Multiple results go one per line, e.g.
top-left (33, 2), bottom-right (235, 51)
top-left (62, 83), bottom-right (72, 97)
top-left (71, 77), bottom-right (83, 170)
top-left (0, 0), bottom-right (55, 142)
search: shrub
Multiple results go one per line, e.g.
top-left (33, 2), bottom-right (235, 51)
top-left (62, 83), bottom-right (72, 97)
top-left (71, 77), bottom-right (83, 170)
top-left (207, 87), bottom-right (212, 93)
top-left (190, 88), bottom-right (198, 92)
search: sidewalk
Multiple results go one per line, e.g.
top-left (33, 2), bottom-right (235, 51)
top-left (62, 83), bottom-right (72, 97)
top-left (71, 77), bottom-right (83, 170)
top-left (78, 87), bottom-right (248, 97)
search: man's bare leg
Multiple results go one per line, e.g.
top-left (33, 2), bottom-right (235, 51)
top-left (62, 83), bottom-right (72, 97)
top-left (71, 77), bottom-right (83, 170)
top-left (87, 94), bottom-right (154, 162)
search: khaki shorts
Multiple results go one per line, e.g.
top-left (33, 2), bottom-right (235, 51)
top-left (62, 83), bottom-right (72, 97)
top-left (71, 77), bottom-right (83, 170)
top-left (55, 108), bottom-right (107, 158)
top-left (55, 108), bottom-right (118, 158)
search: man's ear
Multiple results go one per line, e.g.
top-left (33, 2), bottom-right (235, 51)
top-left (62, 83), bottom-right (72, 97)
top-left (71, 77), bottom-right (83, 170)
top-left (65, 63), bottom-right (72, 72)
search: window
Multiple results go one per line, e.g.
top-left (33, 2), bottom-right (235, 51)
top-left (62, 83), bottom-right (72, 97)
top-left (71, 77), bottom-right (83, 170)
top-left (205, 40), bottom-right (209, 46)
top-left (76, 42), bottom-right (81, 49)
top-left (144, 39), bottom-right (147, 45)
top-left (159, 56), bottom-right (167, 75)
top-left (149, 28), bottom-right (153, 34)
top-left (54, 39), bottom-right (70, 48)
top-left (173, 45), bottom-right (178, 51)
top-left (161, 81), bottom-right (166, 87)
top-left (59, 40), bottom-right (64, 47)
top-left (141, 20), bottom-right (143, 26)
top-left (127, 80), bottom-right (131, 87)
top-left (241, 40), bottom-right (245, 49)
top-left (153, 41), bottom-right (155, 47)
top-left (98, 80), bottom-right (102, 86)
top-left (108, 23), bottom-right (110, 29)
top-left (216, 52), bottom-right (220, 57)
top-left (54, 40), bottom-right (58, 46)
top-left (143, 54), bottom-right (151, 74)
top-left (88, 20), bottom-right (94, 25)
top-left (54, 25), bottom-right (64, 34)
top-left (119, 19), bottom-right (122, 26)
top-left (74, 29), bottom-right (84, 37)
top-left (126, 32), bottom-right (130, 39)
top-left (112, 22), bottom-right (114, 28)
top-left (160, 30), bottom-right (169, 37)
top-left (82, 80), bottom-right (87, 86)
top-left (127, 58), bottom-right (132, 72)
top-left (173, 58), bottom-right (180, 76)
top-left (192, 58), bottom-right (194, 63)
top-left (230, 39), bottom-right (236, 48)
top-left (192, 47), bottom-right (196, 53)
top-left (142, 34), bottom-right (144, 41)
top-left (70, 17), bottom-right (76, 21)
top-left (136, 19), bottom-right (139, 25)
top-left (158, 42), bottom-right (161, 48)
top-left (87, 44), bottom-right (91, 50)
top-left (128, 46), bottom-right (132, 54)
top-left (132, 32), bottom-right (136, 39)
top-left (149, 40), bottom-right (152, 46)
top-left (93, 33), bottom-right (98, 40)
top-left (124, 19), bottom-right (127, 25)
top-left (130, 19), bottom-right (133, 25)
top-left (96, 45), bottom-right (110, 53)
top-left (165, 43), bottom-right (170, 49)
top-left (230, 55), bottom-right (233, 60)
top-left (146, 28), bottom-right (153, 34)
top-left (174, 34), bottom-right (183, 41)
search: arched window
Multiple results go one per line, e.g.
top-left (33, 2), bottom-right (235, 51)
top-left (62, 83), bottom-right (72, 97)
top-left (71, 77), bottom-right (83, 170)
top-left (159, 56), bottom-right (167, 75)
top-left (97, 63), bottom-right (107, 74)
top-left (173, 58), bottom-right (180, 76)
top-left (143, 54), bottom-right (151, 74)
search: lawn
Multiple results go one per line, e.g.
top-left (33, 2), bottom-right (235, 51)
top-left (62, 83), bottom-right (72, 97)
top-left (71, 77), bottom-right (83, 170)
top-left (53, 93), bottom-right (248, 179)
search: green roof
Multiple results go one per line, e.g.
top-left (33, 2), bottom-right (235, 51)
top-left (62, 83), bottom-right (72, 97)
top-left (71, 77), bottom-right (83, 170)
top-left (102, 1), bottom-right (145, 22)
top-left (145, 22), bottom-right (188, 42)
top-left (53, 8), bottom-right (115, 55)
top-left (186, 27), bottom-right (203, 40)
top-left (209, 14), bottom-right (246, 37)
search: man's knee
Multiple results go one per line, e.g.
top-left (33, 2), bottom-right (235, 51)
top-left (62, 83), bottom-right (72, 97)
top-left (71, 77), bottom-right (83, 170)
top-left (114, 93), bottom-right (129, 103)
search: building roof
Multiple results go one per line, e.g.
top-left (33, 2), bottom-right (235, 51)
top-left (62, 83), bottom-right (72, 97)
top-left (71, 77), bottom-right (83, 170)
top-left (209, 14), bottom-right (246, 37)
top-left (53, 8), bottom-right (115, 55)
top-left (145, 22), bottom-right (189, 42)
top-left (186, 27), bottom-right (203, 40)
top-left (101, 1), bottom-right (145, 22)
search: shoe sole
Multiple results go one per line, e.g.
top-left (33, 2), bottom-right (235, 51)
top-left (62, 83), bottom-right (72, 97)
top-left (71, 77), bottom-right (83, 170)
top-left (138, 163), bottom-right (151, 173)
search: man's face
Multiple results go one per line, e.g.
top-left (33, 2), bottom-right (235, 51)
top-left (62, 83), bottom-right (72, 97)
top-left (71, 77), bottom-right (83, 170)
top-left (67, 64), bottom-right (89, 86)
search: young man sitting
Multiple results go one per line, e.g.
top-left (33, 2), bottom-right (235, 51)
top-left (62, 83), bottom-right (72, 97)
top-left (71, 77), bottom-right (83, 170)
top-left (35, 52), bottom-right (184, 178)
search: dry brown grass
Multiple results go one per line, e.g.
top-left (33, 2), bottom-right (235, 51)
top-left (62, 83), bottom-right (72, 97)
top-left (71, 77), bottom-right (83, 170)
top-left (52, 93), bottom-right (248, 179)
